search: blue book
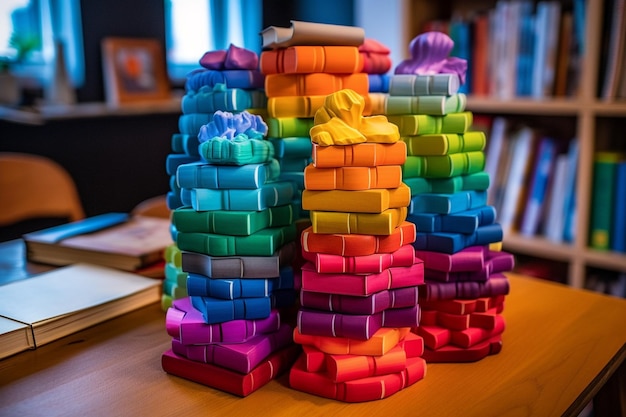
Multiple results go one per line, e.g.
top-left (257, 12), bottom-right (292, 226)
top-left (171, 133), bottom-right (200, 157)
top-left (176, 159), bottom-right (281, 190)
top-left (407, 205), bottom-right (496, 234)
top-left (519, 137), bottom-right (557, 236)
top-left (166, 153), bottom-right (198, 176)
top-left (562, 139), bottom-right (579, 243)
top-left (612, 161), bottom-right (626, 252)
top-left (181, 181), bottom-right (295, 211)
top-left (409, 190), bottom-right (487, 215)
top-left (516, 2), bottom-right (535, 96)
top-left (412, 223), bottom-right (503, 254)
top-left (368, 74), bottom-right (390, 92)
top-left (190, 295), bottom-right (273, 324)
top-left (185, 68), bottom-right (265, 91)
top-left (186, 272), bottom-right (294, 300)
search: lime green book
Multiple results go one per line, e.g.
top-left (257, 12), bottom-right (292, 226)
top-left (402, 152), bottom-right (485, 179)
top-left (387, 112), bottom-right (473, 135)
top-left (402, 131), bottom-right (486, 156)
top-left (266, 117), bottom-right (315, 138)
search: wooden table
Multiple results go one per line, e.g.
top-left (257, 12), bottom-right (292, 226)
top-left (0, 243), bottom-right (625, 416)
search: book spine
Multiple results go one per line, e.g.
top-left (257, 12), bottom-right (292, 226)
top-left (388, 74), bottom-right (460, 96)
top-left (589, 152), bottom-right (621, 249)
top-left (612, 161), bottom-right (626, 252)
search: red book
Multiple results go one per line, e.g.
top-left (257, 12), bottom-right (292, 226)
top-left (289, 355), bottom-right (426, 402)
top-left (161, 344), bottom-right (300, 397)
top-left (421, 335), bottom-right (503, 363)
top-left (293, 327), bottom-right (411, 356)
top-left (301, 243), bottom-right (415, 274)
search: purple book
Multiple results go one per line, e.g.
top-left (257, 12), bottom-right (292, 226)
top-left (414, 246), bottom-right (486, 272)
top-left (425, 250), bottom-right (515, 282)
top-left (171, 323), bottom-right (293, 374)
top-left (165, 297), bottom-right (281, 345)
top-left (297, 305), bottom-right (420, 340)
top-left (419, 274), bottom-right (510, 301)
top-left (300, 287), bottom-right (419, 315)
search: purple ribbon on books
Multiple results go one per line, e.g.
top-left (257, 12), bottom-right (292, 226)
top-left (394, 31), bottom-right (467, 85)
top-left (199, 43), bottom-right (259, 70)
top-left (198, 110), bottom-right (268, 143)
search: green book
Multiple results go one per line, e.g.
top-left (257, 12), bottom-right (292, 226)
top-left (172, 204), bottom-right (295, 236)
top-left (402, 131), bottom-right (486, 156)
top-left (404, 172), bottom-right (490, 195)
top-left (386, 112), bottom-right (473, 135)
top-left (176, 224), bottom-right (297, 256)
top-left (589, 152), bottom-right (623, 250)
top-left (384, 93), bottom-right (466, 116)
top-left (402, 152), bottom-right (485, 179)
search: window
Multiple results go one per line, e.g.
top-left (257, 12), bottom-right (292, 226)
top-left (0, 0), bottom-right (84, 88)
top-left (164, 0), bottom-right (262, 84)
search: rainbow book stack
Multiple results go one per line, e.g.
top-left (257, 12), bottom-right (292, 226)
top-left (260, 20), bottom-right (374, 222)
top-left (288, 88), bottom-right (427, 402)
top-left (161, 44), bottom-right (267, 309)
top-left (385, 31), bottom-right (514, 362)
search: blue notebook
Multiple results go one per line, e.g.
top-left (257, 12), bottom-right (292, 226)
top-left (407, 205), bottom-right (496, 234)
top-left (413, 223), bottom-right (503, 254)
top-left (176, 159), bottom-right (281, 190)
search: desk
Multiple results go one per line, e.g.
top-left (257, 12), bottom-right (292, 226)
top-left (0, 259), bottom-right (625, 416)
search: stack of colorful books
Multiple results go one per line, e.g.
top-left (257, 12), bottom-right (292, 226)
top-left (161, 46), bottom-right (302, 396)
top-left (359, 38), bottom-right (393, 93)
top-left (161, 44), bottom-right (268, 309)
top-left (260, 20), bottom-right (370, 221)
top-left (384, 31), bottom-right (514, 362)
top-left (288, 89), bottom-right (427, 402)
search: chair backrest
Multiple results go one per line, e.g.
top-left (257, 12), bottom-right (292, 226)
top-left (0, 152), bottom-right (85, 226)
top-left (131, 194), bottom-right (170, 219)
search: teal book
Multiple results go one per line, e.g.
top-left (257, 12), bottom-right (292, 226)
top-left (384, 93), bottom-right (467, 116)
top-left (178, 113), bottom-right (214, 136)
top-left (172, 204), bottom-right (296, 236)
top-left (387, 112), bottom-right (473, 136)
top-left (199, 137), bottom-right (275, 166)
top-left (181, 85), bottom-right (266, 114)
top-left (589, 152), bottom-right (622, 250)
top-left (409, 190), bottom-right (488, 215)
top-left (402, 152), bottom-right (485, 179)
top-left (404, 172), bottom-right (490, 196)
top-left (388, 73), bottom-right (461, 96)
top-left (176, 224), bottom-right (297, 256)
top-left (269, 137), bottom-right (312, 158)
top-left (183, 181), bottom-right (295, 211)
top-left (402, 131), bottom-right (486, 156)
top-left (176, 159), bottom-right (281, 190)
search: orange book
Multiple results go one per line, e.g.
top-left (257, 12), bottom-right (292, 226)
top-left (304, 164), bottom-right (403, 190)
top-left (260, 46), bottom-right (363, 74)
top-left (265, 73), bottom-right (369, 97)
top-left (300, 221), bottom-right (416, 256)
top-left (312, 141), bottom-right (407, 168)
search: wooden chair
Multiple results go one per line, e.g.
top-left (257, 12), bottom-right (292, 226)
top-left (0, 152), bottom-right (85, 227)
top-left (131, 194), bottom-right (170, 219)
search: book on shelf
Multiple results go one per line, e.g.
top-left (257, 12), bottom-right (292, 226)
top-left (600, 0), bottom-right (626, 100)
top-left (0, 263), bottom-right (161, 359)
top-left (611, 160), bottom-right (626, 252)
top-left (23, 213), bottom-right (173, 273)
top-left (589, 152), bottom-right (623, 250)
top-left (531, 1), bottom-right (562, 98)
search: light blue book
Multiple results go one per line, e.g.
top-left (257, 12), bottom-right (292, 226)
top-left (182, 181), bottom-right (295, 211)
top-left (409, 190), bottom-right (488, 215)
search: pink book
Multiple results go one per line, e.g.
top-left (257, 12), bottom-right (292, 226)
top-left (425, 250), bottom-right (515, 282)
top-left (414, 325), bottom-right (452, 350)
top-left (289, 355), bottom-right (426, 402)
top-left (414, 246), bottom-right (486, 272)
top-left (450, 314), bottom-right (505, 348)
top-left (165, 297), bottom-right (281, 345)
top-left (301, 243), bottom-right (415, 274)
top-left (293, 327), bottom-right (411, 356)
top-left (170, 323), bottom-right (293, 374)
top-left (300, 286), bottom-right (418, 315)
top-left (297, 305), bottom-right (420, 340)
top-left (301, 222), bottom-right (416, 257)
top-left (161, 344), bottom-right (300, 397)
top-left (300, 260), bottom-right (424, 296)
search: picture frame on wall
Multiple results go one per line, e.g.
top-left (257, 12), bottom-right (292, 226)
top-left (101, 37), bottom-right (171, 106)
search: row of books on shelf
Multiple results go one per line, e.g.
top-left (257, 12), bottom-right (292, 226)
top-left (482, 116), bottom-right (578, 245)
top-left (424, 0), bottom-right (585, 99)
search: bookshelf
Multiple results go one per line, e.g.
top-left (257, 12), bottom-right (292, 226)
top-left (406, 0), bottom-right (626, 289)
